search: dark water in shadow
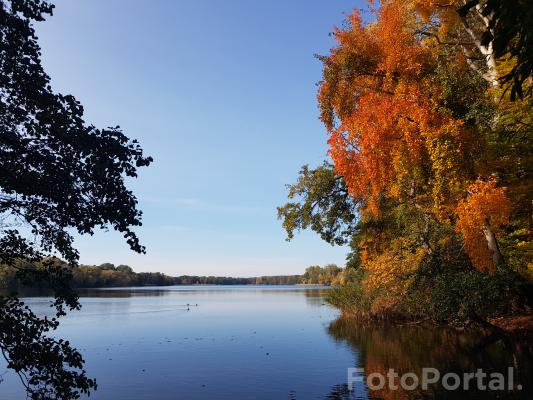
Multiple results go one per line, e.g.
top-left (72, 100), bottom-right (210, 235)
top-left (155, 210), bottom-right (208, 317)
top-left (328, 318), bottom-right (532, 400)
top-left (0, 285), bottom-right (531, 399)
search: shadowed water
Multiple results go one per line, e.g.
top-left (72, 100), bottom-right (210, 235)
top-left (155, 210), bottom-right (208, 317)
top-left (0, 285), bottom-right (530, 399)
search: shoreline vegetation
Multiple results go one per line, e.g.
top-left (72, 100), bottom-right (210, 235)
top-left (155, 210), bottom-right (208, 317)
top-left (0, 261), bottom-right (346, 291)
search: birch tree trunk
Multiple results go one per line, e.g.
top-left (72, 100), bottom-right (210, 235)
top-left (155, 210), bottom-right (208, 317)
top-left (459, 3), bottom-right (499, 88)
top-left (482, 220), bottom-right (504, 269)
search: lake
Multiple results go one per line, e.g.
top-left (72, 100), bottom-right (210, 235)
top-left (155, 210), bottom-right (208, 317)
top-left (0, 285), bottom-right (531, 399)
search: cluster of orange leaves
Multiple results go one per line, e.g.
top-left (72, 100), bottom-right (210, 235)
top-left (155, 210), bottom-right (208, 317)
top-left (319, 0), bottom-right (512, 274)
top-left (455, 178), bottom-right (511, 272)
top-left (320, 1), bottom-right (470, 216)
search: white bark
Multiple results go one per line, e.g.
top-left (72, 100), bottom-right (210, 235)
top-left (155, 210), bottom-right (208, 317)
top-left (459, 7), bottom-right (499, 88)
top-left (482, 220), bottom-right (504, 268)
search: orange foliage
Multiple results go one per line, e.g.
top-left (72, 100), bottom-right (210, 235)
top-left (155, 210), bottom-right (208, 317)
top-left (318, 0), bottom-right (522, 279)
top-left (455, 178), bottom-right (511, 272)
top-left (319, 1), bottom-right (473, 216)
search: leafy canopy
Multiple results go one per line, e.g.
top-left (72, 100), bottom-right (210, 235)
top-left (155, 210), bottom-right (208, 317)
top-left (0, 0), bottom-right (151, 398)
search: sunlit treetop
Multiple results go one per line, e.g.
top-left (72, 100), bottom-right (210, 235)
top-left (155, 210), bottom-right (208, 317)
top-left (319, 0), bottom-right (477, 217)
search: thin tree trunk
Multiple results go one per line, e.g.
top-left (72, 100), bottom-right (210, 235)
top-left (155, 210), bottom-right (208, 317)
top-left (482, 220), bottom-right (504, 268)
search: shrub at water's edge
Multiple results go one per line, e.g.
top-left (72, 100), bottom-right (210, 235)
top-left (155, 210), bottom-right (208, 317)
top-left (326, 266), bottom-right (532, 326)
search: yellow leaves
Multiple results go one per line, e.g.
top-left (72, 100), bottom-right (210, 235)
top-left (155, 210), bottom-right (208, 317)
top-left (455, 178), bottom-right (511, 272)
top-left (491, 65), bottom-right (533, 134)
top-left (328, 81), bottom-right (471, 218)
top-left (425, 121), bottom-right (474, 217)
top-left (413, 0), bottom-right (462, 29)
top-left (363, 239), bottom-right (426, 295)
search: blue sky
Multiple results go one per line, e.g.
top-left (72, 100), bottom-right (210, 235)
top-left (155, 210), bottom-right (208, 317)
top-left (36, 0), bottom-right (364, 277)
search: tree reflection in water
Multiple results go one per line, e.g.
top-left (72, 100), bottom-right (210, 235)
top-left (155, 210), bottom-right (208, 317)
top-left (325, 317), bottom-right (533, 400)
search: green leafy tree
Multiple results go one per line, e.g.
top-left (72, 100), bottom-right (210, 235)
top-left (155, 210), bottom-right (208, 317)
top-left (277, 162), bottom-right (362, 269)
top-left (277, 162), bottom-right (359, 246)
top-left (0, 0), bottom-right (152, 398)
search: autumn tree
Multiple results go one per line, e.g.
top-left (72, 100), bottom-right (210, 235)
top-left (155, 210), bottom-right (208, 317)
top-left (280, 0), bottom-right (532, 321)
top-left (455, 178), bottom-right (511, 272)
top-left (316, 0), bottom-right (530, 273)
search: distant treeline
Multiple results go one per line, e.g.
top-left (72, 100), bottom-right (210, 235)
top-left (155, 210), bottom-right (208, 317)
top-left (0, 262), bottom-right (350, 290)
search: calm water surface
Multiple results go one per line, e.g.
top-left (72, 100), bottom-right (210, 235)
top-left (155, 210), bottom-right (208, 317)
top-left (0, 285), bottom-right (531, 399)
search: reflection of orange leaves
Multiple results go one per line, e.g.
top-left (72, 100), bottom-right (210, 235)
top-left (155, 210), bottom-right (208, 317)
top-left (455, 178), bottom-right (511, 272)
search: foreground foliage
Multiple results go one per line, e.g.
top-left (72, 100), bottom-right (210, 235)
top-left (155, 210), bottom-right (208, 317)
top-left (1, 0), bottom-right (151, 397)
